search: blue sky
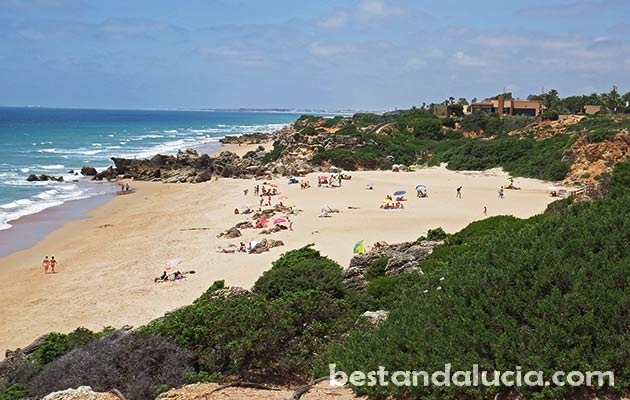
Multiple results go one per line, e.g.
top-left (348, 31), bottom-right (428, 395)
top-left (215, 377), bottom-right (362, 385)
top-left (1, 0), bottom-right (629, 110)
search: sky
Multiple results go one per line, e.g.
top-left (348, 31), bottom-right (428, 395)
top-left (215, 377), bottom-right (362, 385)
top-left (1, 0), bottom-right (629, 111)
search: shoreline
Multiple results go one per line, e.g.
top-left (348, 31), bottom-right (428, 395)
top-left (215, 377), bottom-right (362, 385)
top-left (0, 154), bottom-right (567, 354)
top-left (0, 139), bottom-right (244, 259)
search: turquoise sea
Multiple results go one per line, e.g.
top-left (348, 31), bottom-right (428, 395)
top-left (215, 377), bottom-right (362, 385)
top-left (0, 107), bottom-right (297, 232)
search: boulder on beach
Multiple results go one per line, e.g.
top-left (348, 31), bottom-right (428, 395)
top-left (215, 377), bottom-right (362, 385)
top-left (80, 166), bottom-right (97, 176)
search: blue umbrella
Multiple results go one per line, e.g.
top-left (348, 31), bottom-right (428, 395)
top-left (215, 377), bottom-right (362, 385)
top-left (393, 190), bottom-right (406, 196)
top-left (415, 184), bottom-right (427, 190)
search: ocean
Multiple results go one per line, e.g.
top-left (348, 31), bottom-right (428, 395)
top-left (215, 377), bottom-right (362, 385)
top-left (0, 107), bottom-right (297, 233)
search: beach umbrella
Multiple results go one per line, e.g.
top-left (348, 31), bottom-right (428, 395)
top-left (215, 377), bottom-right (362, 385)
top-left (273, 217), bottom-right (287, 224)
top-left (353, 240), bottom-right (366, 254)
top-left (548, 186), bottom-right (559, 191)
top-left (415, 184), bottom-right (427, 190)
top-left (393, 190), bottom-right (406, 196)
top-left (382, 198), bottom-right (393, 204)
top-left (278, 195), bottom-right (288, 200)
top-left (163, 258), bottom-right (182, 270)
top-left (257, 219), bottom-right (269, 225)
top-left (268, 183), bottom-right (278, 188)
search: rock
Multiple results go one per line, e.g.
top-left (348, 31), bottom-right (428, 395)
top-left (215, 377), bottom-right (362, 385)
top-left (26, 174), bottom-right (64, 182)
top-left (343, 240), bottom-right (439, 291)
top-left (217, 227), bottom-right (242, 239)
top-left (360, 310), bottom-right (389, 326)
top-left (0, 348), bottom-right (35, 392)
top-left (92, 166), bottom-right (117, 181)
top-left (235, 221), bottom-right (254, 229)
top-left (211, 287), bottom-right (251, 299)
top-left (80, 166), bottom-right (97, 176)
top-left (42, 386), bottom-right (119, 400)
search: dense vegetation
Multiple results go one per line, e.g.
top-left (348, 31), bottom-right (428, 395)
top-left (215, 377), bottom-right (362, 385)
top-left (144, 247), bottom-right (361, 380)
top-left (301, 88), bottom-right (630, 181)
top-left (314, 162), bottom-right (630, 399)
top-left (2, 157), bottom-right (628, 399)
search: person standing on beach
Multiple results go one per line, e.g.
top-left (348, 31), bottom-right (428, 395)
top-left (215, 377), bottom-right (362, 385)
top-left (287, 217), bottom-right (293, 231)
top-left (456, 186), bottom-right (462, 198)
top-left (42, 256), bottom-right (49, 274)
top-left (50, 256), bottom-right (57, 273)
top-left (483, 206), bottom-right (487, 215)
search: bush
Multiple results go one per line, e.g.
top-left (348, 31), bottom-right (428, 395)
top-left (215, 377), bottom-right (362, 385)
top-left (0, 384), bottom-right (29, 400)
top-left (316, 191), bottom-right (630, 399)
top-left (541, 109), bottom-right (560, 120)
top-left (364, 257), bottom-right (388, 281)
top-left (145, 290), bottom-right (357, 378)
top-left (253, 246), bottom-right (347, 300)
top-left (310, 148), bottom-right (358, 170)
top-left (29, 327), bottom-right (108, 367)
top-left (28, 331), bottom-right (193, 400)
top-left (261, 141), bottom-right (285, 164)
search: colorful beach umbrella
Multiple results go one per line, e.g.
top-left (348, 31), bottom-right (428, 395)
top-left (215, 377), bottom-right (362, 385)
top-left (415, 184), bottom-right (427, 190)
top-left (273, 217), bottom-right (287, 224)
top-left (353, 240), bottom-right (366, 254)
top-left (163, 258), bottom-right (182, 270)
top-left (393, 190), bottom-right (406, 196)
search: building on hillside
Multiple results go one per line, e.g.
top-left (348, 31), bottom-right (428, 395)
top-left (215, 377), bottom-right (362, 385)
top-left (469, 95), bottom-right (543, 117)
top-left (583, 105), bottom-right (602, 115)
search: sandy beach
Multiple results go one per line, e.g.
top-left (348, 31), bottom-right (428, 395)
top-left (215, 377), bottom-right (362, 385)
top-left (0, 144), bottom-right (570, 353)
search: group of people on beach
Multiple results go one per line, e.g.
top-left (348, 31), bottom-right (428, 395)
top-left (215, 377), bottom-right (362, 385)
top-left (42, 255), bottom-right (57, 274)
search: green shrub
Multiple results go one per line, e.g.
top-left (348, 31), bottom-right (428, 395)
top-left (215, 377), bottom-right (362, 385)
top-left (419, 227), bottom-right (448, 241)
top-left (29, 327), bottom-right (107, 366)
top-left (261, 141), bottom-right (285, 164)
top-left (253, 246), bottom-right (347, 300)
top-left (364, 257), bottom-right (388, 281)
top-left (541, 109), bottom-right (560, 120)
top-left (316, 191), bottom-right (630, 399)
top-left (145, 290), bottom-right (357, 378)
top-left (183, 370), bottom-right (222, 384)
top-left (0, 384), bottom-right (29, 400)
top-left (310, 148), bottom-right (358, 170)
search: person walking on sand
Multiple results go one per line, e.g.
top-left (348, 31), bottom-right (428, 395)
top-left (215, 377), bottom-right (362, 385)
top-left (287, 217), bottom-right (293, 231)
top-left (483, 206), bottom-right (487, 215)
top-left (42, 256), bottom-right (49, 274)
top-left (456, 186), bottom-right (462, 198)
top-left (50, 256), bottom-right (57, 273)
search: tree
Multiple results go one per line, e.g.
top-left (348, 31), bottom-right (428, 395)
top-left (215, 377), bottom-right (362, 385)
top-left (560, 96), bottom-right (586, 114)
top-left (457, 97), bottom-right (469, 105)
top-left (601, 85), bottom-right (622, 113)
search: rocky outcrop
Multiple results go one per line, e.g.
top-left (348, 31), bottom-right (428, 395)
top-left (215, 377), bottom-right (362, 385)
top-left (220, 131), bottom-right (274, 145)
top-left (342, 241), bottom-right (440, 291)
top-left (80, 166), bottom-right (97, 176)
top-left (42, 386), bottom-right (119, 400)
top-left (563, 129), bottom-right (630, 184)
top-left (26, 174), bottom-right (64, 182)
top-left (216, 227), bottom-right (242, 239)
top-left (360, 310), bottom-right (389, 326)
top-left (211, 287), bottom-right (251, 300)
top-left (108, 147), bottom-right (273, 183)
top-left (249, 239), bottom-right (284, 254)
top-left (93, 166), bottom-right (117, 181)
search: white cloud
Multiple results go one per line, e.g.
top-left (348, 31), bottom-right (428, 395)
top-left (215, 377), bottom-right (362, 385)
top-left (317, 11), bottom-right (348, 29)
top-left (199, 46), bottom-right (268, 66)
top-left (357, 0), bottom-right (406, 21)
top-left (449, 51), bottom-right (488, 67)
top-left (309, 42), bottom-right (354, 57)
